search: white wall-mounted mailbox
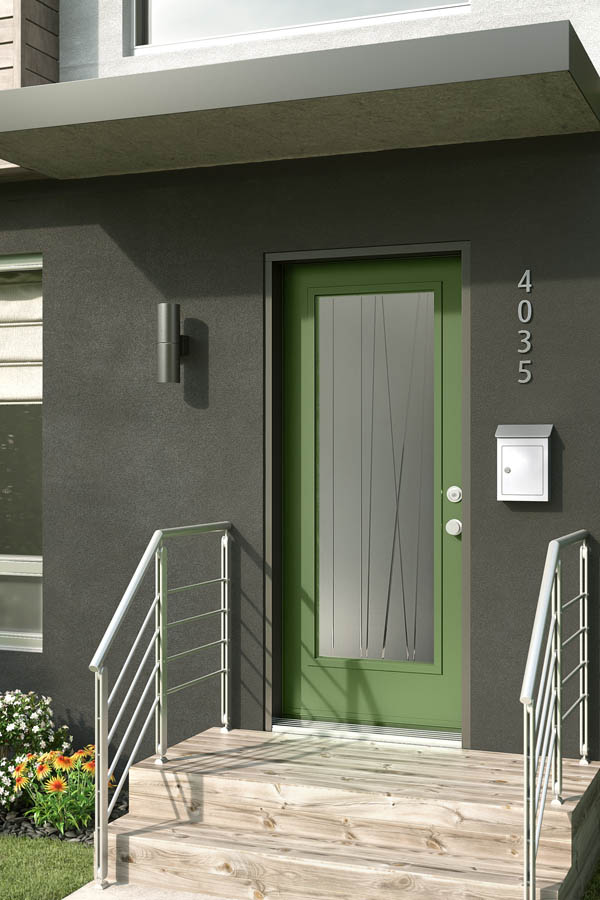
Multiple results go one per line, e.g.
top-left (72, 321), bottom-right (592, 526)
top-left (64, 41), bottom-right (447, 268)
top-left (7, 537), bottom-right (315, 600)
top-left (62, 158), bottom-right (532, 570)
top-left (495, 425), bottom-right (553, 502)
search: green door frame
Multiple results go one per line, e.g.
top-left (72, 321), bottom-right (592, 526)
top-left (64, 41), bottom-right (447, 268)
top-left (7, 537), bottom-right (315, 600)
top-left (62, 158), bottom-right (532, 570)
top-left (264, 243), bottom-right (471, 744)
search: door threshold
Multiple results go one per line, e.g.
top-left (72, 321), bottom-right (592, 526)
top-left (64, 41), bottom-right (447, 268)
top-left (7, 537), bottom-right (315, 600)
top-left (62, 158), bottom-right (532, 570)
top-left (272, 718), bottom-right (462, 748)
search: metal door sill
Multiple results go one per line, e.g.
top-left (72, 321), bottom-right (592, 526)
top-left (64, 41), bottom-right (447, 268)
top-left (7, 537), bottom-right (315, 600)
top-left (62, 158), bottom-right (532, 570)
top-left (272, 718), bottom-right (462, 748)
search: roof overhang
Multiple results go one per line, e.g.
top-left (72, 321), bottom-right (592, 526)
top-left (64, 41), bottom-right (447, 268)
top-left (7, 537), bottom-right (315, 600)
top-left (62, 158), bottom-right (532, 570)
top-left (0, 20), bottom-right (598, 180)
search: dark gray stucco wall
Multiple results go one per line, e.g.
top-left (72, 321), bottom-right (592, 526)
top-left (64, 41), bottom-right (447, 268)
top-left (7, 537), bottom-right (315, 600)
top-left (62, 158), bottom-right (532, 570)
top-left (0, 132), bottom-right (599, 756)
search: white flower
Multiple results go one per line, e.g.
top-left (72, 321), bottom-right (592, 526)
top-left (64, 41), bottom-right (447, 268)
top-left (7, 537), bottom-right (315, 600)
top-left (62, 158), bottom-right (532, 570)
top-left (40, 741), bottom-right (46, 749)
top-left (31, 711), bottom-right (39, 719)
top-left (32, 725), bottom-right (40, 733)
top-left (62, 742), bottom-right (70, 750)
top-left (6, 723), bottom-right (15, 732)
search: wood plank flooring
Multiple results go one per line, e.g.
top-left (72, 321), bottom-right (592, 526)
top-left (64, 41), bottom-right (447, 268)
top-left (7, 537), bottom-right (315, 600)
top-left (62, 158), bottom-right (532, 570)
top-left (108, 728), bottom-right (600, 899)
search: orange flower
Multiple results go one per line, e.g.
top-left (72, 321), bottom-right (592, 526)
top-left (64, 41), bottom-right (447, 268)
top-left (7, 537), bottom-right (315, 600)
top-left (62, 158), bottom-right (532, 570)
top-left (39, 751), bottom-right (57, 763)
top-left (70, 750), bottom-right (86, 761)
top-left (14, 774), bottom-right (28, 791)
top-left (36, 762), bottom-right (51, 780)
top-left (26, 753), bottom-right (35, 759)
top-left (13, 762), bottom-right (26, 775)
top-left (54, 754), bottom-right (74, 771)
top-left (45, 776), bottom-right (66, 794)
top-left (82, 759), bottom-right (95, 776)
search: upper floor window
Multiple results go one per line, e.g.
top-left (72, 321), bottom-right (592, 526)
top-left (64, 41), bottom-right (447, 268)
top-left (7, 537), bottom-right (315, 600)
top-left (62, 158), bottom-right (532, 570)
top-left (135, 0), bottom-right (467, 47)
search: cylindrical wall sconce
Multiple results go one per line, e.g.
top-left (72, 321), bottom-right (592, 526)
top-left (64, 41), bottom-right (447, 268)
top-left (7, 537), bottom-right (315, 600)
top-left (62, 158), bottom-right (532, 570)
top-left (157, 302), bottom-right (188, 383)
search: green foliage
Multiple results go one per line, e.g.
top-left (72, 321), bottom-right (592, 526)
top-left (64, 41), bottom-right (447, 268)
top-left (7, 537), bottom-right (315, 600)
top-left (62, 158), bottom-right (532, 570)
top-left (0, 834), bottom-right (93, 900)
top-left (14, 747), bottom-right (102, 835)
top-left (0, 690), bottom-right (71, 812)
top-left (0, 690), bottom-right (71, 758)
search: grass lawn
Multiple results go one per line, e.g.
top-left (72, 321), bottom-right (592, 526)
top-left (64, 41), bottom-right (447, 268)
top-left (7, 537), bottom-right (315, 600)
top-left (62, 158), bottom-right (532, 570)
top-left (0, 834), bottom-right (93, 900)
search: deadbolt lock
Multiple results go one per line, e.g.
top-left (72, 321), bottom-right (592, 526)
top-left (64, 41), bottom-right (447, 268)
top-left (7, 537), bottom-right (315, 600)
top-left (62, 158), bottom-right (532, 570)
top-left (446, 485), bottom-right (463, 503)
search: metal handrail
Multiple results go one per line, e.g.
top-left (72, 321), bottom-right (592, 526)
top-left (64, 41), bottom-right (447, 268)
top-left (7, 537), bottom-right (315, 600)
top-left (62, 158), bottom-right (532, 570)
top-left (89, 520), bottom-right (232, 888)
top-left (520, 530), bottom-right (589, 900)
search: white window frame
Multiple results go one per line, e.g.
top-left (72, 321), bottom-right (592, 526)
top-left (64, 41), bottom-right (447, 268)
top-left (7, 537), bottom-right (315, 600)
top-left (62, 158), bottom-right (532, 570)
top-left (133, 0), bottom-right (470, 52)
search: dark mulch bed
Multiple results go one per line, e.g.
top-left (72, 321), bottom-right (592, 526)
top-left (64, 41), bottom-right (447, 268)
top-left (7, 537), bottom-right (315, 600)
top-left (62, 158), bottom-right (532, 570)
top-left (0, 790), bottom-right (128, 844)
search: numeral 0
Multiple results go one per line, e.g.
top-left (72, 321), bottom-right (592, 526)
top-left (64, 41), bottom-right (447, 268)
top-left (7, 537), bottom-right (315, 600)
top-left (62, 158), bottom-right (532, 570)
top-left (518, 299), bottom-right (532, 323)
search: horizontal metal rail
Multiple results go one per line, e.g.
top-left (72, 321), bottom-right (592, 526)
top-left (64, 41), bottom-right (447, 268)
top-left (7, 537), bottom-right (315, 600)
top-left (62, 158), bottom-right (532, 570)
top-left (520, 530), bottom-right (588, 705)
top-left (167, 668), bottom-right (226, 696)
top-left (168, 577), bottom-right (226, 595)
top-left (562, 626), bottom-right (587, 649)
top-left (167, 638), bottom-right (226, 662)
top-left (89, 522), bottom-right (230, 673)
top-left (168, 608), bottom-right (223, 628)
top-left (108, 596), bottom-right (159, 708)
top-left (89, 521), bottom-right (232, 889)
top-left (562, 694), bottom-right (587, 722)
top-left (108, 628), bottom-right (159, 741)
top-left (562, 661), bottom-right (587, 686)
top-left (521, 531), bottom-right (589, 900)
top-left (562, 592), bottom-right (585, 611)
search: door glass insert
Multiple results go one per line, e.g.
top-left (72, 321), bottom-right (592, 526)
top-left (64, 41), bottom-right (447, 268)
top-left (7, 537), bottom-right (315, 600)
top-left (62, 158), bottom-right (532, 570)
top-left (317, 292), bottom-right (434, 662)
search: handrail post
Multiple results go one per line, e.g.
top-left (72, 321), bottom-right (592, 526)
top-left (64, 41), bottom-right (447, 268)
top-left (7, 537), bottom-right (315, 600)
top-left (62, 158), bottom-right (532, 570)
top-left (155, 543), bottom-right (168, 764)
top-left (551, 562), bottom-right (563, 806)
top-left (94, 668), bottom-right (109, 888)
top-left (220, 531), bottom-right (231, 732)
top-left (523, 701), bottom-right (534, 900)
top-left (580, 540), bottom-right (590, 765)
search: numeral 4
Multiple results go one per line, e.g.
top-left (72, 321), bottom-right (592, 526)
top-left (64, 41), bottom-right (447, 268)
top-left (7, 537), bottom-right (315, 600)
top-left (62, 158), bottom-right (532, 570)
top-left (518, 269), bottom-right (532, 293)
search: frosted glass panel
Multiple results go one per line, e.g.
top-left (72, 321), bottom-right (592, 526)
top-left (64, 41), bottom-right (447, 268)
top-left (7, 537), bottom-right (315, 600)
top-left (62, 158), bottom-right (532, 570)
top-left (145, 1), bottom-right (462, 45)
top-left (318, 293), bottom-right (434, 662)
top-left (0, 572), bottom-right (42, 633)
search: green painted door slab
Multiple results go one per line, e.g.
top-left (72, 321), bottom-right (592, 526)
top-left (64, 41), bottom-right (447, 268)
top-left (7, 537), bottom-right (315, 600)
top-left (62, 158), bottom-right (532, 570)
top-left (282, 257), bottom-right (462, 730)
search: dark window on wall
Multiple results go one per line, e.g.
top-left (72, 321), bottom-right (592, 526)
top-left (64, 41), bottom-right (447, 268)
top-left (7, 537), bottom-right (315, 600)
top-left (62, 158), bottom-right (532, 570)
top-left (135, 1), bottom-right (469, 47)
top-left (0, 405), bottom-right (42, 557)
top-left (135, 0), bottom-right (149, 46)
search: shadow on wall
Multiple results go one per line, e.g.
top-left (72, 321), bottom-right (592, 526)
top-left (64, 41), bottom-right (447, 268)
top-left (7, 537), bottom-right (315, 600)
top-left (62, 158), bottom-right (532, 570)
top-left (183, 318), bottom-right (209, 409)
top-left (59, 0), bottom-right (100, 81)
top-left (505, 428), bottom-right (564, 514)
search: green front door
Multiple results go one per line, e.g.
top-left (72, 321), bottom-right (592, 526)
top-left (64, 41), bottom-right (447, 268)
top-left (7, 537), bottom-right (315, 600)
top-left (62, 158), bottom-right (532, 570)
top-left (281, 256), bottom-right (462, 731)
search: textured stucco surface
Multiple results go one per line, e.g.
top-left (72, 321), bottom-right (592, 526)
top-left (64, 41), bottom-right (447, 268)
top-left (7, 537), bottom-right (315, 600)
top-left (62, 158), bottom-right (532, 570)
top-left (0, 133), bottom-right (598, 757)
top-left (60, 1), bottom-right (600, 82)
top-left (0, 72), bottom-right (597, 180)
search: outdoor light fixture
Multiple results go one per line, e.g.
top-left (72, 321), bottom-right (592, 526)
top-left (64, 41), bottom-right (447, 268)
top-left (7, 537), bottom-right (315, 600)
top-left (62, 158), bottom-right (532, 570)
top-left (157, 302), bottom-right (189, 383)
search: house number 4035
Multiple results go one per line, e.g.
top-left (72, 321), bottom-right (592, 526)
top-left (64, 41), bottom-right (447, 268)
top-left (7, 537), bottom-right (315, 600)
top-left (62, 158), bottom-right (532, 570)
top-left (517, 269), bottom-right (533, 383)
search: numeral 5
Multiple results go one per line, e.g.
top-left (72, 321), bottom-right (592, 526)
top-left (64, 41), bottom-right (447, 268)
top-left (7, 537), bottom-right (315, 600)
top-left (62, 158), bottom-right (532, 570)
top-left (518, 359), bottom-right (532, 383)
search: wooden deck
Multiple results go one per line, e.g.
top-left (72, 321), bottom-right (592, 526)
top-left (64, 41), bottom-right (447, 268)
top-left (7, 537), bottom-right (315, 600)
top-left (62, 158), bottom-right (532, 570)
top-left (109, 728), bottom-right (600, 899)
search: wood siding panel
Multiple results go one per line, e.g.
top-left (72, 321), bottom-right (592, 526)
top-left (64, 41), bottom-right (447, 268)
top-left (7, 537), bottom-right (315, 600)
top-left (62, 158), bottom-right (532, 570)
top-left (0, 19), bottom-right (13, 42)
top-left (23, 43), bottom-right (57, 81)
top-left (0, 66), bottom-right (13, 88)
top-left (0, 2), bottom-right (14, 19)
top-left (23, 20), bottom-right (57, 57)
top-left (18, 1), bottom-right (59, 86)
top-left (22, 68), bottom-right (50, 84)
top-left (22, 0), bottom-right (57, 36)
top-left (0, 40), bottom-right (13, 67)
